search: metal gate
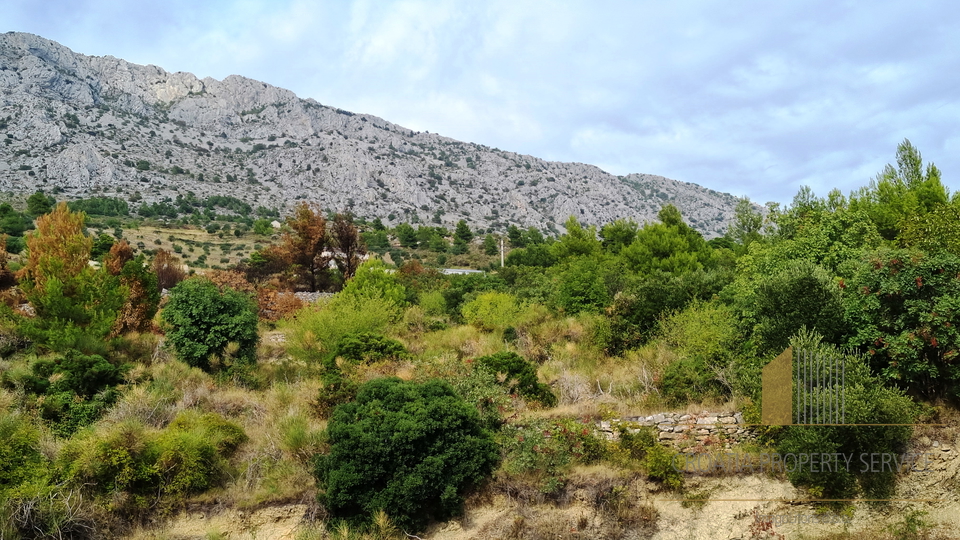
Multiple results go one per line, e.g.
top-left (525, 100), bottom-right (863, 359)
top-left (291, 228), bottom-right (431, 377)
top-left (794, 349), bottom-right (846, 425)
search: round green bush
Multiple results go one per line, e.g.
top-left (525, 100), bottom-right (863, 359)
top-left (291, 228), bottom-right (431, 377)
top-left (329, 332), bottom-right (408, 365)
top-left (162, 278), bottom-right (259, 371)
top-left (474, 351), bottom-right (557, 407)
top-left (315, 377), bottom-right (499, 532)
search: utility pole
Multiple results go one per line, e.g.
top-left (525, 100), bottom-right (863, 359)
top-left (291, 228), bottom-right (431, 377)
top-left (500, 236), bottom-right (504, 267)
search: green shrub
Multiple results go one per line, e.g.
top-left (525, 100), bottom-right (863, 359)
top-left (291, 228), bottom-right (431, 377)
top-left (617, 425), bottom-right (657, 461)
top-left (340, 259), bottom-right (406, 306)
top-left (446, 363), bottom-right (510, 431)
top-left (315, 369), bottom-right (360, 419)
top-left (774, 332), bottom-right (917, 502)
top-left (659, 356), bottom-right (727, 405)
top-left (418, 290), bottom-right (446, 316)
top-left (499, 418), bottom-right (608, 493)
top-left (473, 351), bottom-right (556, 407)
top-left (461, 291), bottom-right (520, 331)
top-left (643, 444), bottom-right (683, 490)
top-left (59, 412), bottom-right (245, 511)
top-left (548, 256), bottom-right (611, 314)
top-left (0, 412), bottom-right (45, 492)
top-left (750, 260), bottom-right (845, 354)
top-left (315, 378), bottom-right (498, 532)
top-left (162, 278), bottom-right (259, 371)
top-left (47, 351), bottom-right (125, 397)
top-left (1, 352), bottom-right (127, 436)
top-left (330, 332), bottom-right (408, 365)
top-left (285, 294), bottom-right (399, 362)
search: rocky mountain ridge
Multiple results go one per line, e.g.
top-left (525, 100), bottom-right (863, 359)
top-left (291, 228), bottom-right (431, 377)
top-left (0, 32), bottom-right (742, 235)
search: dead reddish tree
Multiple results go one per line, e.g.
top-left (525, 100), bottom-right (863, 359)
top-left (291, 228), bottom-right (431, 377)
top-left (278, 203), bottom-right (331, 292)
top-left (330, 212), bottom-right (366, 281)
top-left (152, 249), bottom-right (187, 291)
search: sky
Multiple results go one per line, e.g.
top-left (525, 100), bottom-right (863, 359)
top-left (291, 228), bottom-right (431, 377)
top-left (5, 0), bottom-right (960, 205)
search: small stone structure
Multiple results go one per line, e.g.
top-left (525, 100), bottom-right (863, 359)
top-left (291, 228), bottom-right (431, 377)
top-left (598, 411), bottom-right (754, 446)
top-left (292, 292), bottom-right (334, 303)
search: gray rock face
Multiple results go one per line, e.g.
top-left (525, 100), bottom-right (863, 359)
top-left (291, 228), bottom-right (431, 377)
top-left (0, 32), bottom-right (744, 235)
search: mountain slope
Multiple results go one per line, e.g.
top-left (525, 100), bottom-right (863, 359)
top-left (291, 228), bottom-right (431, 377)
top-left (0, 32), bottom-right (740, 236)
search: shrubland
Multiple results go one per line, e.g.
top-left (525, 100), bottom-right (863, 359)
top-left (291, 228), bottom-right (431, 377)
top-left (0, 140), bottom-right (956, 538)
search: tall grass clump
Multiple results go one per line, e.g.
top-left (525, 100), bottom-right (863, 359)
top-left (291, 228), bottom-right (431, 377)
top-left (284, 294), bottom-right (400, 362)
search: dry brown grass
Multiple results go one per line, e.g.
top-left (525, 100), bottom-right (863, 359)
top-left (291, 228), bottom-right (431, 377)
top-left (467, 467), bottom-right (657, 540)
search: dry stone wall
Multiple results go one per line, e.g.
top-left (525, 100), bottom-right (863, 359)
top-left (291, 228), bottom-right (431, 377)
top-left (599, 411), bottom-right (755, 447)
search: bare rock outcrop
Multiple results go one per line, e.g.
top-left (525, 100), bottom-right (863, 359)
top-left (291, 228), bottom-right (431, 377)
top-left (0, 31), bottom-right (746, 236)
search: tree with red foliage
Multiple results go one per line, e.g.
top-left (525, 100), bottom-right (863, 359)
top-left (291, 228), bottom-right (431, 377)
top-left (278, 203), bottom-right (331, 292)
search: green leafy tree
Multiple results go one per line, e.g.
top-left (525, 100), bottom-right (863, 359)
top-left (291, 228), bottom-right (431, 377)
top-left (844, 249), bottom-right (960, 398)
top-left (340, 259), bottom-right (406, 306)
top-left (17, 203), bottom-right (125, 352)
top-left (549, 256), bottom-right (611, 314)
top-left (775, 332), bottom-right (916, 501)
top-left (600, 218), bottom-right (639, 254)
top-left (849, 139), bottom-right (948, 240)
top-left (523, 226), bottom-right (545, 245)
top-left (25, 191), bottom-right (55, 217)
top-left (482, 234), bottom-right (498, 256)
top-left (454, 220), bottom-right (473, 244)
top-left (727, 196), bottom-right (763, 249)
top-left (461, 291), bottom-right (520, 331)
top-left (395, 223), bottom-right (418, 248)
top-left (898, 203), bottom-right (960, 255)
top-left (621, 205), bottom-right (713, 276)
top-left (504, 244), bottom-right (556, 268)
top-left (253, 218), bottom-right (273, 235)
top-left (749, 260), bottom-right (846, 354)
top-left (605, 269), bottom-right (732, 354)
top-left (162, 278), bottom-right (259, 371)
top-left (507, 224), bottom-right (526, 248)
top-left (551, 216), bottom-right (601, 260)
top-left (0, 203), bottom-right (29, 237)
top-left (315, 378), bottom-right (499, 532)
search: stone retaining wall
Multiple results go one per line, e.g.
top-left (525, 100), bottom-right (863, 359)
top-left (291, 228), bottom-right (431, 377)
top-left (599, 411), bottom-right (755, 446)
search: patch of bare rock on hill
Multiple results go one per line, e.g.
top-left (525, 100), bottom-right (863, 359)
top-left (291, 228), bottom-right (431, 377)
top-left (0, 32), bottom-right (743, 236)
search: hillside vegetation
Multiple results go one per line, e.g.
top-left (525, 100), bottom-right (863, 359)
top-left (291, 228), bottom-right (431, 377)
top-left (0, 140), bottom-right (957, 539)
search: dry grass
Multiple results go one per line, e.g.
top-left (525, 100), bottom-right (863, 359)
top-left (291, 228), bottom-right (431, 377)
top-left (408, 324), bottom-right (505, 360)
top-left (467, 467), bottom-right (657, 540)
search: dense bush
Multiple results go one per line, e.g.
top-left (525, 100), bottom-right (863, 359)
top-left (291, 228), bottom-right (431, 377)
top-left (330, 332), bottom-right (408, 365)
top-left (461, 291), bottom-right (520, 331)
top-left (749, 259), bottom-right (845, 354)
top-left (58, 411), bottom-right (246, 512)
top-left (339, 259), bottom-right (405, 305)
top-left (660, 356), bottom-right (728, 405)
top-left (315, 378), bottom-right (499, 532)
top-left (0, 412), bottom-right (45, 492)
top-left (1, 352), bottom-right (127, 436)
top-left (473, 351), bottom-right (556, 407)
top-left (162, 278), bottom-right (259, 371)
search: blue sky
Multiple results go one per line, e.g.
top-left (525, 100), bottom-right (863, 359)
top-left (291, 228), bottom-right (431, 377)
top-left (6, 1), bottom-right (960, 205)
